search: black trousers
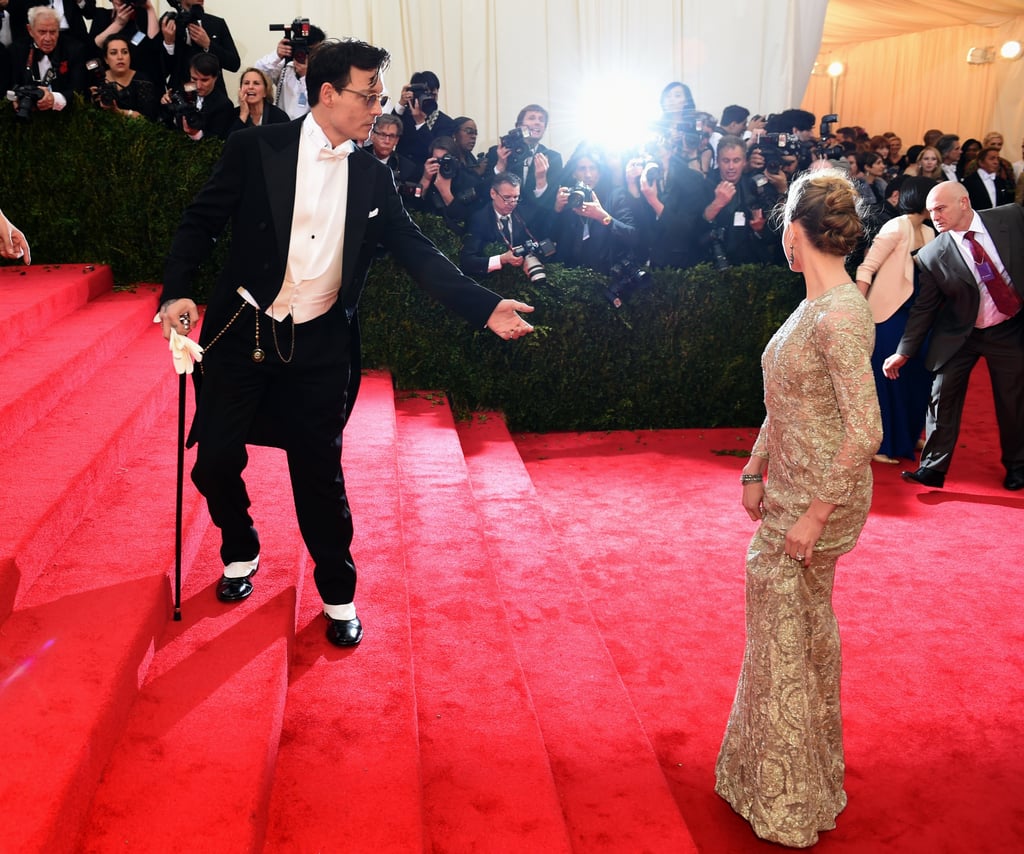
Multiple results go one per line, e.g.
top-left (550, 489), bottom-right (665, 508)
top-left (190, 300), bottom-right (358, 605)
top-left (921, 312), bottom-right (1024, 475)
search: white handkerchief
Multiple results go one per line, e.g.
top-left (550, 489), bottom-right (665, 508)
top-left (367, 208), bottom-right (379, 218)
top-left (169, 329), bottom-right (204, 375)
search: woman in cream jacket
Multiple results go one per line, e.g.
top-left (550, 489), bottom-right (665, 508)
top-left (855, 176), bottom-right (937, 463)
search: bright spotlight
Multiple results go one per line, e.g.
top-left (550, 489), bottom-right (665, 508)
top-left (827, 61), bottom-right (845, 78)
top-left (1000, 40), bottom-right (1022, 60)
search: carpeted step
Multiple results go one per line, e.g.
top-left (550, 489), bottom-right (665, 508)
top-left (78, 444), bottom-right (306, 854)
top-left (0, 302), bottom-right (175, 623)
top-left (455, 412), bottom-right (699, 853)
top-left (0, 287), bottom-right (162, 448)
top-left (393, 392), bottom-right (573, 853)
top-left (2, 264), bottom-right (115, 360)
top-left (0, 389), bottom-right (210, 854)
top-left (262, 372), bottom-right (426, 852)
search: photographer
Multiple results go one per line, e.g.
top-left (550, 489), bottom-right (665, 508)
top-left (394, 70), bottom-right (455, 167)
top-left (459, 172), bottom-right (554, 280)
top-left (158, 0), bottom-right (238, 93)
top-left (484, 103), bottom-right (563, 216)
top-left (414, 135), bottom-right (487, 234)
top-left (159, 50), bottom-right (231, 140)
top-left (9, 5), bottom-right (86, 115)
top-left (88, 0), bottom-right (160, 83)
top-left (88, 32), bottom-right (157, 119)
top-left (254, 19), bottom-right (325, 120)
top-left (699, 135), bottom-right (774, 268)
top-left (552, 145), bottom-right (640, 274)
top-left (632, 133), bottom-right (707, 270)
top-left (363, 114), bottom-right (421, 203)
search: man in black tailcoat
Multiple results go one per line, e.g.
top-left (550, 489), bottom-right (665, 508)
top-left (158, 39), bottom-right (535, 648)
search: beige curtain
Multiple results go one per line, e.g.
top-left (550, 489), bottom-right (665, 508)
top-left (804, 13), bottom-right (1024, 147)
top-left (190, 0), bottom-right (826, 157)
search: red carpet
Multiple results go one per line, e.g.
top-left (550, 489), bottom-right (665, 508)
top-left (510, 372), bottom-right (1024, 853)
top-left (1, 266), bottom-right (1021, 852)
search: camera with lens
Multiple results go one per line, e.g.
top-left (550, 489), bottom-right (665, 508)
top-left (708, 227), bottom-right (730, 272)
top-left (407, 83), bottom-right (437, 116)
top-left (811, 113), bottom-right (845, 161)
top-left (85, 58), bottom-right (119, 108)
top-left (269, 17), bottom-right (311, 64)
top-left (604, 258), bottom-right (650, 309)
top-left (565, 182), bottom-right (593, 210)
top-left (436, 153), bottom-right (459, 179)
top-left (511, 238), bottom-right (556, 283)
top-left (642, 161), bottom-right (662, 187)
top-left (499, 127), bottom-right (531, 159)
top-left (166, 82), bottom-right (202, 129)
top-left (6, 84), bottom-right (45, 120)
top-left (167, 0), bottom-right (203, 28)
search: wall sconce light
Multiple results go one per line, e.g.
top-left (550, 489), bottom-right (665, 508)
top-left (966, 47), bottom-right (996, 64)
top-left (1000, 40), bottom-right (1022, 61)
top-left (827, 62), bottom-right (844, 114)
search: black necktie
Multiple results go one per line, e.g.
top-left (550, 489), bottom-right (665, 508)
top-left (499, 215), bottom-right (511, 244)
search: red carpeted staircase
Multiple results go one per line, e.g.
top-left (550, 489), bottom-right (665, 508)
top-left (0, 268), bottom-right (698, 853)
top-left (3, 267), bottom-right (1020, 854)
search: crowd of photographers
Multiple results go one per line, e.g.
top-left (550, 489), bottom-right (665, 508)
top-left (6, 2), bottom-right (1023, 306)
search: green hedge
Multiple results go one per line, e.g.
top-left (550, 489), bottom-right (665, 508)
top-left (1, 101), bottom-right (804, 431)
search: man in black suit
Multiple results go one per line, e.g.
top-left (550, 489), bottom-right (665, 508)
top-left (158, 0), bottom-right (238, 91)
top-left (484, 104), bottom-right (563, 218)
top-left (9, 0), bottom-right (94, 48)
top-left (459, 172), bottom-right (552, 280)
top-left (160, 51), bottom-right (232, 140)
top-left (963, 147), bottom-right (1016, 211)
top-left (883, 182), bottom-right (1024, 490)
top-left (158, 39), bottom-right (534, 647)
top-left (394, 69), bottom-right (455, 168)
top-left (9, 4), bottom-right (85, 113)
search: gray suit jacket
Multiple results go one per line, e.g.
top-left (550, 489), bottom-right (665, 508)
top-left (898, 203), bottom-right (1024, 371)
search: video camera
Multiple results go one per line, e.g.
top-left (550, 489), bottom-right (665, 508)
top-left (511, 237), bottom-right (556, 283)
top-left (269, 18), bottom-right (311, 64)
top-left (166, 82), bottom-right (202, 129)
top-left (406, 83), bottom-right (437, 116)
top-left (167, 0), bottom-right (203, 29)
top-left (6, 84), bottom-right (45, 120)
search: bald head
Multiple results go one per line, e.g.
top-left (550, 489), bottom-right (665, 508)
top-left (926, 181), bottom-right (972, 233)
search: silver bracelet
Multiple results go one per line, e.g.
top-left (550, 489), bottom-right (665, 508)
top-left (740, 473), bottom-right (763, 484)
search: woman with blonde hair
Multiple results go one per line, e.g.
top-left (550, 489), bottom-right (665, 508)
top-left (229, 67), bottom-right (290, 135)
top-left (902, 145), bottom-right (944, 181)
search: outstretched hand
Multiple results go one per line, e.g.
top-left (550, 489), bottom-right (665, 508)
top-left (0, 210), bottom-right (31, 264)
top-left (486, 299), bottom-right (534, 340)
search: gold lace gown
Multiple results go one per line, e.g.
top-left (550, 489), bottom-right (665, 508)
top-left (715, 283), bottom-right (882, 848)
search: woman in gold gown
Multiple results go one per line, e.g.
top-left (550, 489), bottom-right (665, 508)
top-left (715, 169), bottom-right (882, 848)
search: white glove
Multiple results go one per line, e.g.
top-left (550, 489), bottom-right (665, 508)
top-left (169, 329), bottom-right (204, 375)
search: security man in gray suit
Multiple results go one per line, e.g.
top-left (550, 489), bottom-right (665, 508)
top-left (883, 182), bottom-right (1024, 490)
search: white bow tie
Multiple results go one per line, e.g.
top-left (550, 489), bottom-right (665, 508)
top-left (318, 146), bottom-right (350, 161)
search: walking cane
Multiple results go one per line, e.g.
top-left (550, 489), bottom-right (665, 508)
top-left (174, 366), bottom-right (186, 621)
top-left (166, 313), bottom-right (203, 621)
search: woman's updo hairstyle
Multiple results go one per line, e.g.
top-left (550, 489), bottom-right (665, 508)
top-left (783, 168), bottom-right (864, 257)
